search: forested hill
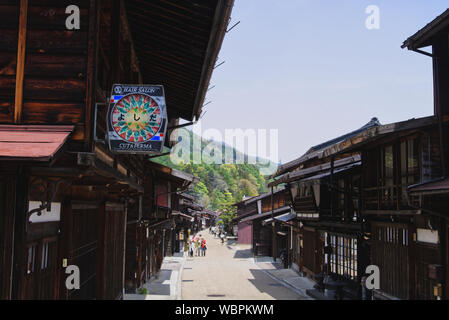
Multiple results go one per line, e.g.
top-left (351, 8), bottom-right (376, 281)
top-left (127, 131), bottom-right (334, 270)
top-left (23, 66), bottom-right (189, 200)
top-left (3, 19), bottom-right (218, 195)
top-left (151, 131), bottom-right (276, 213)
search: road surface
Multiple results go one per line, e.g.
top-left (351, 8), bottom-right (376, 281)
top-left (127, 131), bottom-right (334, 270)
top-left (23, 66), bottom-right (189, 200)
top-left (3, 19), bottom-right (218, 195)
top-left (181, 231), bottom-right (308, 300)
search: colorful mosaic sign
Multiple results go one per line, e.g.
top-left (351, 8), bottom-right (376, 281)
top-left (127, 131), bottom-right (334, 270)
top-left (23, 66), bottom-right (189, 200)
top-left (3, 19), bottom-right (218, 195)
top-left (107, 84), bottom-right (167, 153)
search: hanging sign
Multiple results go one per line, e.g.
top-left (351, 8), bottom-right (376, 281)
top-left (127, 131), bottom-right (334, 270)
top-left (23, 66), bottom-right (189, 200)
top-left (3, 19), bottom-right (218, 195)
top-left (107, 84), bottom-right (168, 153)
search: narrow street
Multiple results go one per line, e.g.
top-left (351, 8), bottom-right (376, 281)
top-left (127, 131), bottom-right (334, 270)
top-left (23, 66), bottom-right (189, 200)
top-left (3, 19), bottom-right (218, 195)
top-left (181, 232), bottom-right (308, 300)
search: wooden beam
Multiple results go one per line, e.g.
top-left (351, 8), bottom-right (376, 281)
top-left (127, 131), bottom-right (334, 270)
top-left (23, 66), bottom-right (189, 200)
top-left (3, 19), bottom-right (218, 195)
top-left (111, 0), bottom-right (121, 82)
top-left (96, 202), bottom-right (105, 299)
top-left (361, 209), bottom-right (422, 216)
top-left (14, 0), bottom-right (28, 124)
top-left (85, 0), bottom-right (100, 150)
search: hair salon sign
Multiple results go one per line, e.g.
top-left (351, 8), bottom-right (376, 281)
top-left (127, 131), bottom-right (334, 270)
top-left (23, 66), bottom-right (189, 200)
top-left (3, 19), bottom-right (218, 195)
top-left (107, 84), bottom-right (168, 153)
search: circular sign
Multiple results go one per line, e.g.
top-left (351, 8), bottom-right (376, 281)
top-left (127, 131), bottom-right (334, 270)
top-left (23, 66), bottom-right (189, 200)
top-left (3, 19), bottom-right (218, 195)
top-left (111, 93), bottom-right (163, 143)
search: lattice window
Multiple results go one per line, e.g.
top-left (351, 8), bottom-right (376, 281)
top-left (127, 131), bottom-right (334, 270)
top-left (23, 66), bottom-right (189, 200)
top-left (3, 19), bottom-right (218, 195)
top-left (328, 235), bottom-right (358, 280)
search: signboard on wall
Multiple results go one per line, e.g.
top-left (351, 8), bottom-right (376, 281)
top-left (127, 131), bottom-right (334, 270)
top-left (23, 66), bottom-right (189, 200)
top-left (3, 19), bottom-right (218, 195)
top-left (107, 84), bottom-right (168, 153)
top-left (28, 201), bottom-right (61, 223)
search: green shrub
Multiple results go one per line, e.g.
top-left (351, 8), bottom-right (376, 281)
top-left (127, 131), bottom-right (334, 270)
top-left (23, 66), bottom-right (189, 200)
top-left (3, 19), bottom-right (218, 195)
top-left (138, 287), bottom-right (148, 295)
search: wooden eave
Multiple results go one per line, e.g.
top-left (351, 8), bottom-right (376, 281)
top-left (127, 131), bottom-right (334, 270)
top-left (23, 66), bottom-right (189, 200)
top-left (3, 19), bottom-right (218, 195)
top-left (271, 116), bottom-right (438, 180)
top-left (124, 0), bottom-right (235, 121)
top-left (402, 8), bottom-right (449, 50)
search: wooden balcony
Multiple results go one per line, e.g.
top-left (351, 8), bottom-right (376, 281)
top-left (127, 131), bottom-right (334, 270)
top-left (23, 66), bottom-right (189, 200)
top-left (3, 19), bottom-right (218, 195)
top-left (363, 184), bottom-right (420, 211)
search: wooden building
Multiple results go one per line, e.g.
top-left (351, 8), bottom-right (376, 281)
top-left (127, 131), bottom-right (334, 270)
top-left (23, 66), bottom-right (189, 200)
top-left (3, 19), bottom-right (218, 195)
top-left (237, 188), bottom-right (291, 259)
top-left (124, 162), bottom-right (197, 293)
top-left (233, 197), bottom-right (258, 245)
top-left (264, 9), bottom-right (449, 300)
top-left (271, 114), bottom-right (448, 299)
top-left (269, 119), bottom-right (380, 297)
top-left (0, 0), bottom-right (233, 299)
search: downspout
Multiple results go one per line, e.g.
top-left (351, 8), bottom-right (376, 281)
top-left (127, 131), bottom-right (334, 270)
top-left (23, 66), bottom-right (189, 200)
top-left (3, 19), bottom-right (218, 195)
top-left (411, 47), bottom-right (446, 178)
top-left (409, 46), bottom-right (447, 299)
top-left (271, 186), bottom-right (275, 261)
top-left (330, 156), bottom-right (335, 217)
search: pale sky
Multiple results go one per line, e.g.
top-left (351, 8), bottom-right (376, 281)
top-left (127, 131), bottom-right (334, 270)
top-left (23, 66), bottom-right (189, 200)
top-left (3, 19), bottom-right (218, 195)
top-left (197, 0), bottom-right (448, 164)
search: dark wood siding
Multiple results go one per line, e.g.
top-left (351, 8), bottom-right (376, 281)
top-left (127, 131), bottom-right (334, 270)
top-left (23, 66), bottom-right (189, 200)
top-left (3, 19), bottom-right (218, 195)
top-left (22, 0), bottom-right (90, 137)
top-left (66, 203), bottom-right (98, 300)
top-left (99, 204), bottom-right (126, 300)
top-left (0, 1), bottom-right (19, 123)
top-left (371, 222), bottom-right (411, 299)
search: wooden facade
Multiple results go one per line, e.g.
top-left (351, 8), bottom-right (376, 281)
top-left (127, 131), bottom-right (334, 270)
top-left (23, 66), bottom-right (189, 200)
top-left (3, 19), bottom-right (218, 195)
top-left (261, 10), bottom-right (449, 300)
top-left (270, 115), bottom-right (448, 299)
top-left (236, 189), bottom-right (291, 258)
top-left (0, 0), bottom-right (233, 299)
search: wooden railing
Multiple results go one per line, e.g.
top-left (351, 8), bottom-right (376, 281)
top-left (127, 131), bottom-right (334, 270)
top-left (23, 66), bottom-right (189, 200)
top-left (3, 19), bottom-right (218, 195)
top-left (363, 184), bottom-right (419, 210)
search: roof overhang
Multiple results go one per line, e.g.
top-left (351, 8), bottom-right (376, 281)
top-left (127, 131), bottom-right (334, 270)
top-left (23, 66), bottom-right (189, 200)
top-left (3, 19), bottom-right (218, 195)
top-left (149, 160), bottom-right (198, 186)
top-left (402, 9), bottom-right (449, 50)
top-left (408, 177), bottom-right (449, 196)
top-left (0, 125), bottom-right (74, 162)
top-left (271, 116), bottom-right (437, 180)
top-left (125, 0), bottom-right (235, 121)
top-left (240, 206), bottom-right (292, 224)
top-left (172, 211), bottom-right (194, 222)
top-left (262, 211), bottom-right (296, 226)
top-left (269, 155), bottom-right (361, 188)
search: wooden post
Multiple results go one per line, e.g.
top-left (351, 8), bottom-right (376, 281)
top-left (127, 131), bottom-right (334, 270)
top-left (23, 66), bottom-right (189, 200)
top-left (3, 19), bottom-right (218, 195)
top-left (96, 202), bottom-right (105, 299)
top-left (59, 199), bottom-right (73, 300)
top-left (121, 201), bottom-right (127, 298)
top-left (0, 175), bottom-right (17, 299)
top-left (11, 166), bottom-right (29, 299)
top-left (271, 186), bottom-right (275, 260)
top-left (14, 0), bottom-right (28, 124)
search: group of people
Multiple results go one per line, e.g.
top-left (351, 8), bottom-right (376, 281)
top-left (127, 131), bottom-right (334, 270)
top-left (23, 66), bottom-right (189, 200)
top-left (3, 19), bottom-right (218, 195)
top-left (188, 234), bottom-right (207, 257)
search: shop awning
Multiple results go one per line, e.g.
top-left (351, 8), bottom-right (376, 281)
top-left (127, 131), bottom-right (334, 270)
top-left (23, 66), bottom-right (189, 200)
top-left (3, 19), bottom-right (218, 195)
top-left (172, 211), bottom-right (194, 222)
top-left (408, 178), bottom-right (449, 196)
top-left (0, 125), bottom-right (74, 162)
top-left (147, 219), bottom-right (174, 230)
top-left (262, 211), bottom-right (296, 226)
top-left (275, 211), bottom-right (297, 222)
top-left (240, 206), bottom-right (292, 224)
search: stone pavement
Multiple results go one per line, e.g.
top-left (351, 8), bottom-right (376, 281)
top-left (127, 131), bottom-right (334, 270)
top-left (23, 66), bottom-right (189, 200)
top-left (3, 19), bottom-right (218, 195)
top-left (253, 260), bottom-right (316, 299)
top-left (181, 230), bottom-right (312, 300)
top-left (125, 230), bottom-right (316, 300)
top-left (124, 252), bottom-right (185, 300)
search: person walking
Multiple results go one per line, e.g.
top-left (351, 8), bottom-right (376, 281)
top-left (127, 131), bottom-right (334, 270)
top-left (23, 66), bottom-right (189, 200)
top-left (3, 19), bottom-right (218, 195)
top-left (195, 237), bottom-right (201, 256)
top-left (201, 238), bottom-right (207, 256)
top-left (220, 232), bottom-right (225, 245)
top-left (188, 240), bottom-right (194, 257)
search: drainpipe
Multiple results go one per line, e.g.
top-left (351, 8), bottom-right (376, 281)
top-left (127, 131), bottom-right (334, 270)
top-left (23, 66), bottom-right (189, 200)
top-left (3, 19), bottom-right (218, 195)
top-left (330, 156), bottom-right (335, 217)
top-left (411, 47), bottom-right (446, 177)
top-left (271, 186), bottom-right (275, 261)
top-left (408, 43), bottom-right (448, 299)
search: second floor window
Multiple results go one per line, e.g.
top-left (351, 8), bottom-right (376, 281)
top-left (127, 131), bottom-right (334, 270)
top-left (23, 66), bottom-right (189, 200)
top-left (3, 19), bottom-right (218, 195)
top-left (381, 145), bottom-right (395, 203)
top-left (378, 137), bottom-right (420, 207)
top-left (401, 138), bottom-right (420, 194)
